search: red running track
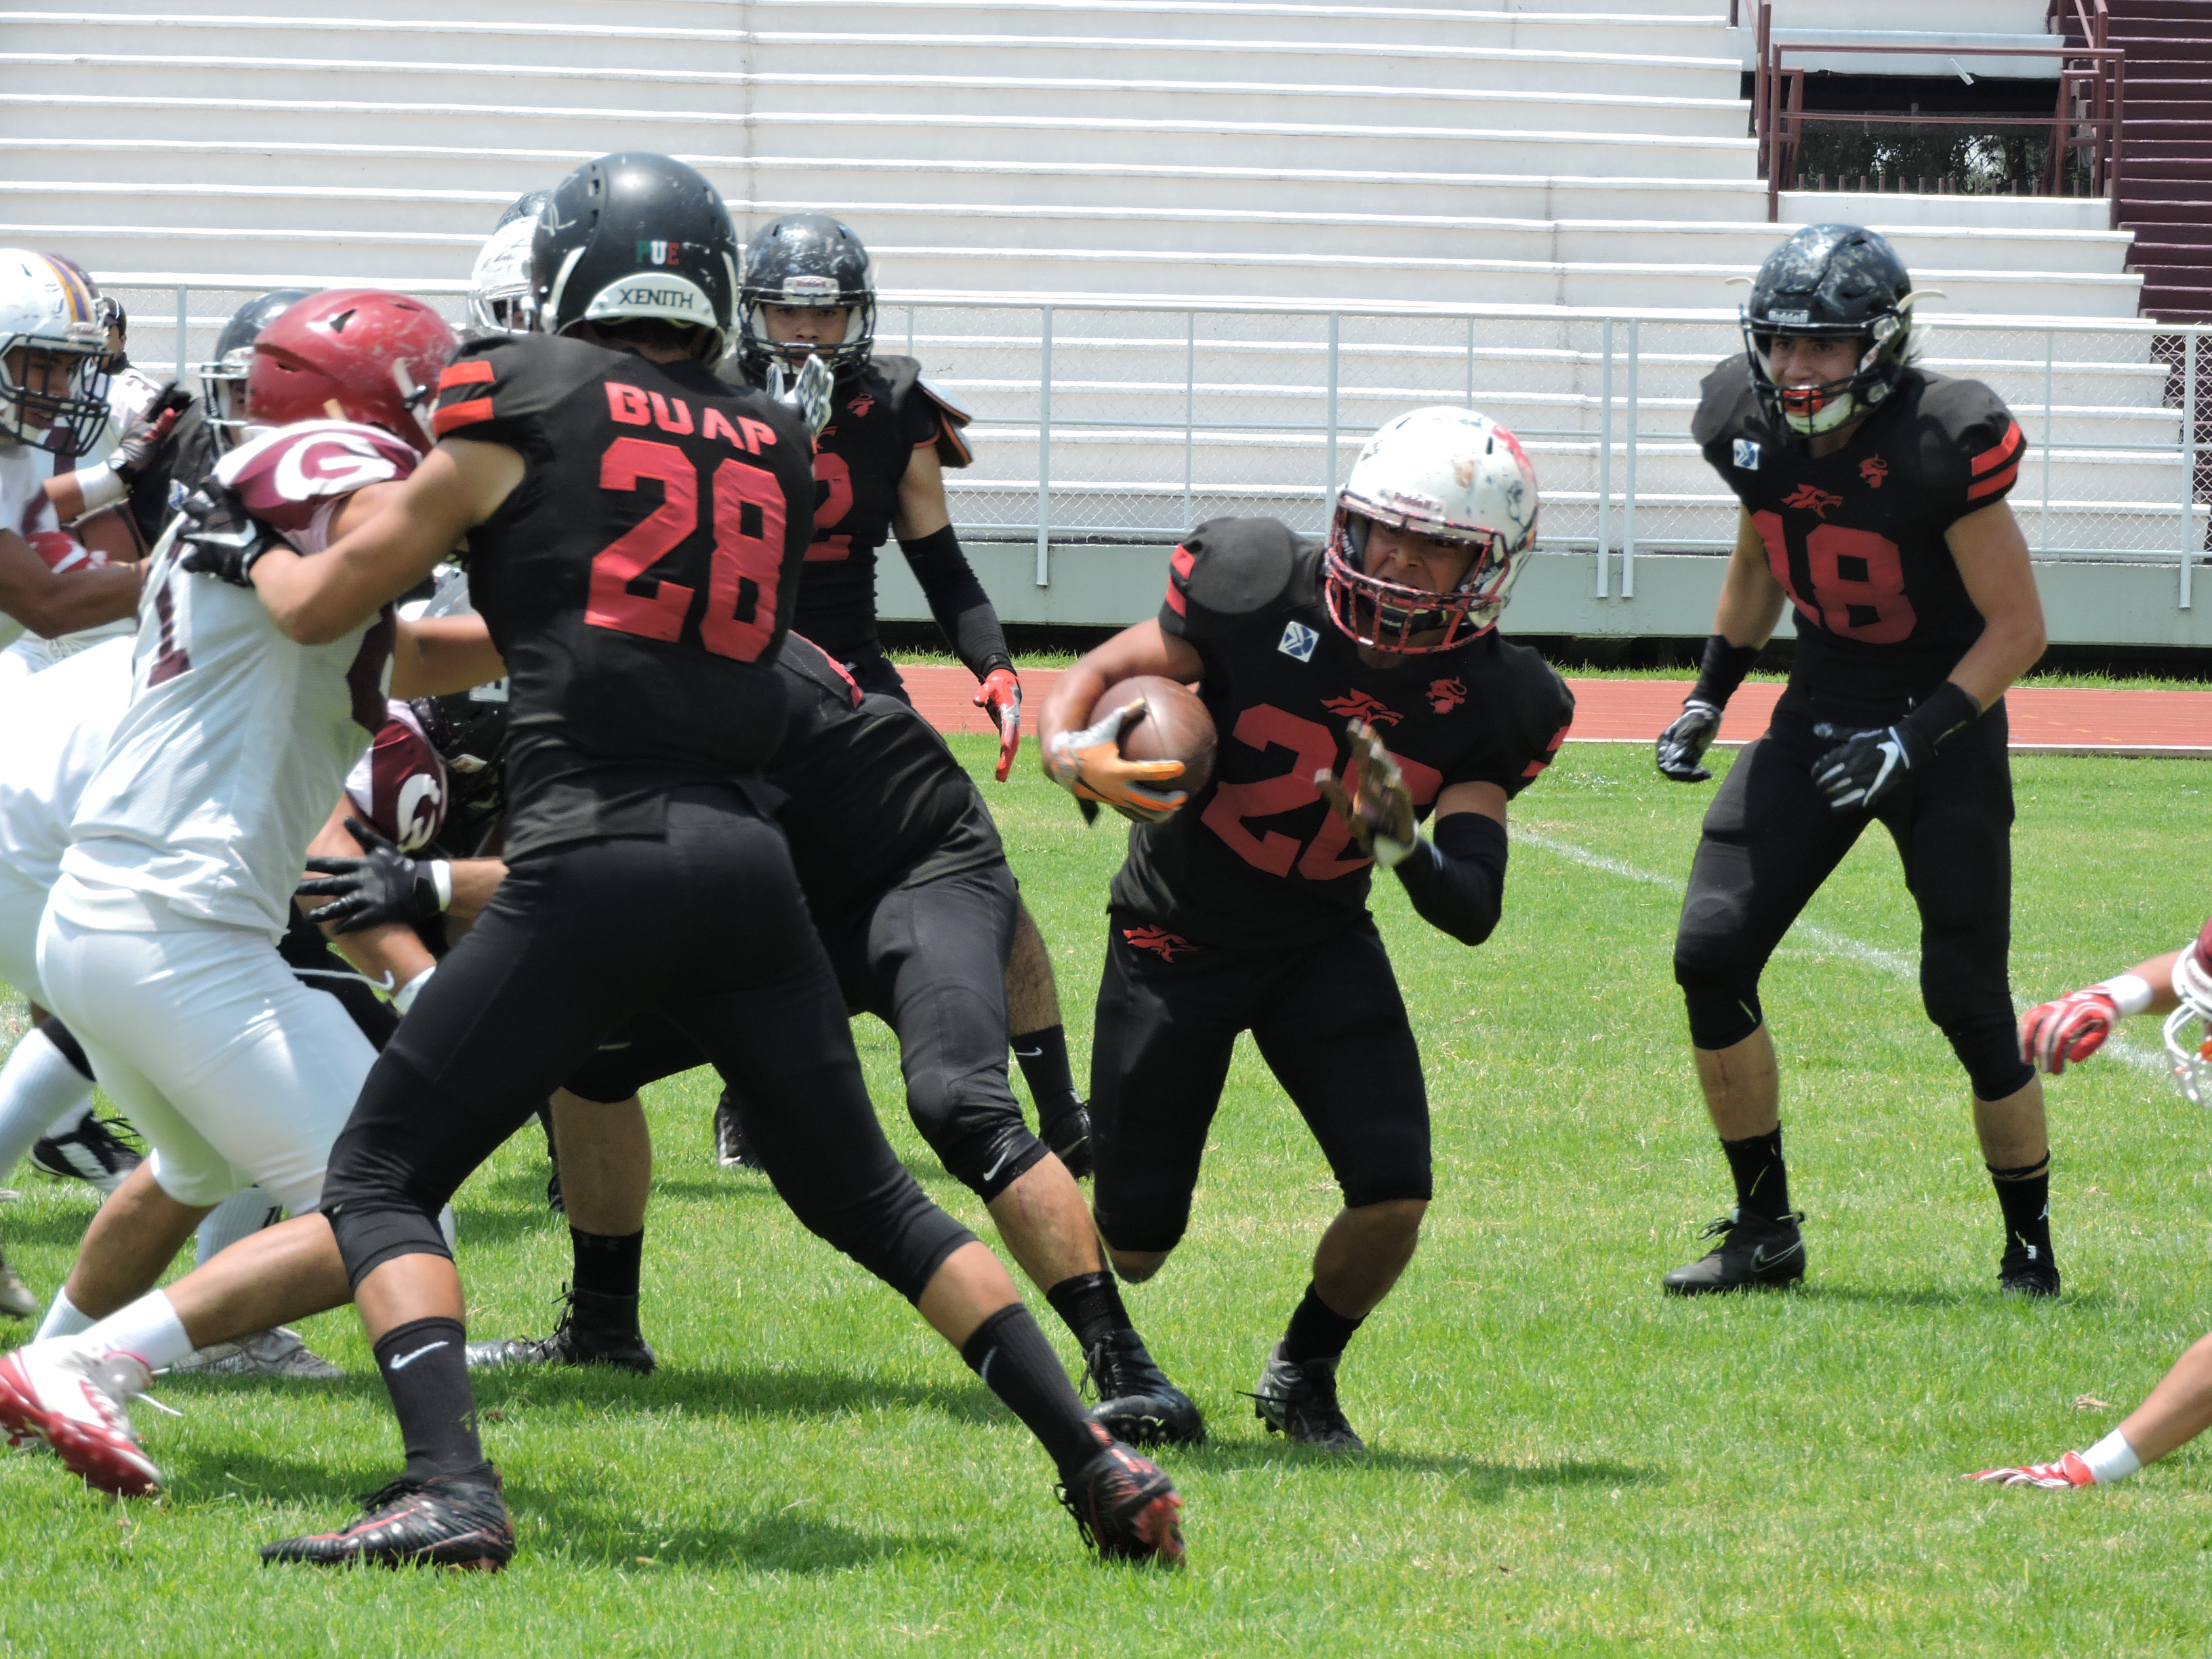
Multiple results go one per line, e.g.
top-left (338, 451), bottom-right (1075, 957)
top-left (897, 665), bottom-right (2212, 758)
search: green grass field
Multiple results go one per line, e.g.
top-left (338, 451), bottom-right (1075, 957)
top-left (3, 737), bottom-right (2212, 1656)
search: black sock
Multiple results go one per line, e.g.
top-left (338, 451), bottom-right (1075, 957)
top-left (961, 1304), bottom-right (1106, 1481)
top-left (1721, 1126), bottom-right (1793, 1223)
top-left (1282, 1282), bottom-right (1365, 1366)
top-left (373, 1317), bottom-right (487, 1486)
top-left (1012, 1025), bottom-right (1084, 1127)
top-left (570, 1227), bottom-right (643, 1301)
top-left (1989, 1154), bottom-right (2053, 1261)
top-left (1044, 1270), bottom-right (1132, 1352)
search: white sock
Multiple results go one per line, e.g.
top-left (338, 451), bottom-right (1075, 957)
top-left (2082, 1427), bottom-right (2143, 1485)
top-left (0, 1027), bottom-right (94, 1176)
top-left (34, 1288), bottom-right (94, 1342)
top-left (77, 1290), bottom-right (194, 1371)
top-left (194, 1185), bottom-right (282, 1267)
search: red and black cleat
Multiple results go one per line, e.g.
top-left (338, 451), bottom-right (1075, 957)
top-left (1059, 1431), bottom-right (1186, 1567)
top-left (261, 1468), bottom-right (515, 1571)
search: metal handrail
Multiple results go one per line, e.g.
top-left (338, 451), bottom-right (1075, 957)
top-left (1758, 20), bottom-right (2127, 226)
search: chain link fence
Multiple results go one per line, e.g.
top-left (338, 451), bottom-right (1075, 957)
top-left (115, 286), bottom-right (2212, 609)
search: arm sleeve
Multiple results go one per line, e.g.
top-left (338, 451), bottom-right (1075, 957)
top-left (1393, 811), bottom-right (1508, 947)
top-left (898, 523), bottom-right (1009, 678)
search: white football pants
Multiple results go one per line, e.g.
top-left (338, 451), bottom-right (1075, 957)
top-left (37, 897), bottom-right (374, 1214)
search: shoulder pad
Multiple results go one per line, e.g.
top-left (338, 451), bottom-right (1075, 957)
top-left (777, 632), bottom-right (865, 711)
top-left (216, 419), bottom-right (420, 534)
top-left (431, 333), bottom-right (600, 446)
top-left (874, 354), bottom-right (973, 469)
top-left (1690, 354), bottom-right (1763, 452)
top-left (1163, 517), bottom-right (1306, 637)
top-left (1908, 372), bottom-right (2024, 510)
top-left (1496, 641), bottom-right (1576, 794)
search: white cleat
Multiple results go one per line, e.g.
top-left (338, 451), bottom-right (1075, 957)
top-left (0, 1343), bottom-right (163, 1495)
top-left (0, 1249), bottom-right (36, 1320)
top-left (166, 1327), bottom-right (343, 1380)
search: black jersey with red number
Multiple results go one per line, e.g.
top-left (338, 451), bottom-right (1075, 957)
top-left (734, 355), bottom-right (972, 663)
top-left (1109, 518), bottom-right (1574, 951)
top-left (430, 333), bottom-right (816, 860)
top-left (769, 635), bottom-right (1000, 925)
top-left (1693, 356), bottom-right (2025, 711)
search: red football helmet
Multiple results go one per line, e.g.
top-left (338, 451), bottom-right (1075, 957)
top-left (246, 289), bottom-right (457, 453)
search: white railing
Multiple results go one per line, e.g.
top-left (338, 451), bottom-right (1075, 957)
top-left (113, 283), bottom-right (2212, 612)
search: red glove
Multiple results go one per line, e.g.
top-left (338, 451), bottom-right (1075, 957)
top-left (2019, 987), bottom-right (2121, 1075)
top-left (1967, 1453), bottom-right (2095, 1490)
top-left (24, 531), bottom-right (103, 575)
top-left (973, 665), bottom-right (1021, 782)
top-left (108, 385), bottom-right (190, 481)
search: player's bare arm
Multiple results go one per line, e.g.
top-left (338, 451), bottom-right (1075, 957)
top-left (298, 798), bottom-right (437, 997)
top-left (249, 438), bottom-right (525, 645)
top-left (389, 611), bottom-right (506, 701)
top-left (1038, 619), bottom-right (1203, 750)
top-left (1941, 499), bottom-right (2047, 709)
top-left (893, 438), bottom-right (952, 541)
top-left (0, 526), bottom-right (143, 638)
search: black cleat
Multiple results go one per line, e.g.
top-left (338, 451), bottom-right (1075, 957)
top-left (1059, 1430), bottom-right (1185, 1566)
top-left (1999, 1242), bottom-right (2061, 1299)
top-left (1661, 1208), bottom-right (1806, 1296)
top-left (1042, 1103), bottom-right (1094, 1180)
top-left (1251, 1342), bottom-right (1365, 1453)
top-left (464, 1287), bottom-right (655, 1376)
top-left (29, 1115), bottom-right (141, 1195)
top-left (262, 1468), bottom-right (514, 1571)
top-left (1084, 1328), bottom-right (1204, 1447)
top-left (713, 1091), bottom-right (760, 1170)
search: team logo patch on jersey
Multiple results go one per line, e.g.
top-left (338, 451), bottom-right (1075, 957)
top-left (1733, 438), bottom-right (1761, 472)
top-left (848, 394), bottom-right (875, 419)
top-left (1122, 926), bottom-right (1202, 962)
top-left (1277, 620), bottom-right (1319, 662)
top-left (1427, 677), bottom-right (1467, 715)
top-left (1322, 690), bottom-right (1401, 727)
top-left (1860, 456), bottom-right (1889, 490)
top-left (1781, 483), bottom-right (1843, 520)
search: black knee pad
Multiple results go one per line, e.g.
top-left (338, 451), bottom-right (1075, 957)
top-left (1675, 960), bottom-right (1764, 1052)
top-left (908, 1080), bottom-right (1046, 1203)
top-left (1923, 975), bottom-right (2034, 1101)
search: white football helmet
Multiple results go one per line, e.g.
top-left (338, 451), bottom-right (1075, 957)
top-left (1325, 406), bottom-right (1540, 654)
top-left (0, 249), bottom-right (112, 455)
top-left (2165, 914), bottom-right (2212, 1107)
top-left (467, 216), bottom-right (537, 337)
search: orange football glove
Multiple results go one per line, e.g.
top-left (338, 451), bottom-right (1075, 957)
top-left (1043, 695), bottom-right (1187, 823)
top-left (1315, 719), bottom-right (1416, 866)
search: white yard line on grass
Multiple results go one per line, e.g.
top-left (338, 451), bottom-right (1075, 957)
top-left (1513, 827), bottom-right (2168, 1077)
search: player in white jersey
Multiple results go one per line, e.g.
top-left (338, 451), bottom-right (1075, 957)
top-left (0, 291), bottom-right (503, 1491)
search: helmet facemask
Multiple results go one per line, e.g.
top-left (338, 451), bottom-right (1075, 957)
top-left (739, 286), bottom-right (875, 375)
top-left (0, 333), bottom-right (108, 456)
top-left (1323, 508), bottom-right (1511, 656)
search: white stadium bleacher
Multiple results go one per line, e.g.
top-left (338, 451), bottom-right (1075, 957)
top-left (3, 0), bottom-right (2202, 643)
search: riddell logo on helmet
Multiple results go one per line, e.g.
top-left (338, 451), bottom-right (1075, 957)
top-left (1322, 691), bottom-right (1401, 727)
top-left (1781, 484), bottom-right (1843, 519)
top-left (1427, 678), bottom-right (1467, 715)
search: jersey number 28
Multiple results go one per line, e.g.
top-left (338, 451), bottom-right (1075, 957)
top-left (587, 436), bottom-right (785, 662)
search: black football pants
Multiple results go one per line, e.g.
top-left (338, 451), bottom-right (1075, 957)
top-left (1673, 697), bottom-right (2034, 1103)
top-left (1089, 914), bottom-right (1431, 1254)
top-left (565, 859), bottom-right (1047, 1203)
top-left (321, 788), bottom-right (975, 1300)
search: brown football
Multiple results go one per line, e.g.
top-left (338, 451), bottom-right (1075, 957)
top-left (1096, 674), bottom-right (1216, 802)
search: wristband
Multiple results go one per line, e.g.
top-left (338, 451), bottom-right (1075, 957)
top-left (2080, 1428), bottom-right (2142, 1486)
top-left (2098, 973), bottom-right (2154, 1019)
top-left (1689, 634), bottom-right (1760, 711)
top-left (71, 465), bottom-right (127, 512)
top-left (1902, 680), bottom-right (1982, 754)
top-left (392, 964), bottom-right (436, 1016)
top-left (428, 859), bottom-right (453, 914)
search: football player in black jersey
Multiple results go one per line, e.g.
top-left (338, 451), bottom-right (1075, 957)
top-left (319, 633), bottom-right (1199, 1445)
top-left (28, 155), bottom-right (1183, 1570)
top-left (1039, 408), bottom-right (1573, 1451)
top-left (1652, 225), bottom-right (2051, 1298)
top-left (729, 211), bottom-right (1093, 1170)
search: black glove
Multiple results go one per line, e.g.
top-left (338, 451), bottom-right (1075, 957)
top-left (1809, 682), bottom-right (1982, 814)
top-left (108, 385), bottom-right (191, 481)
top-left (297, 816), bottom-right (449, 933)
top-left (177, 480), bottom-right (284, 587)
top-left (1655, 699), bottom-right (1724, 783)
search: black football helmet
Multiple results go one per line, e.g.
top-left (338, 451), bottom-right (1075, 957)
top-left (198, 287), bottom-right (316, 451)
top-left (532, 153), bottom-right (739, 358)
top-left (737, 213), bottom-right (876, 375)
top-left (1742, 224), bottom-right (1918, 438)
